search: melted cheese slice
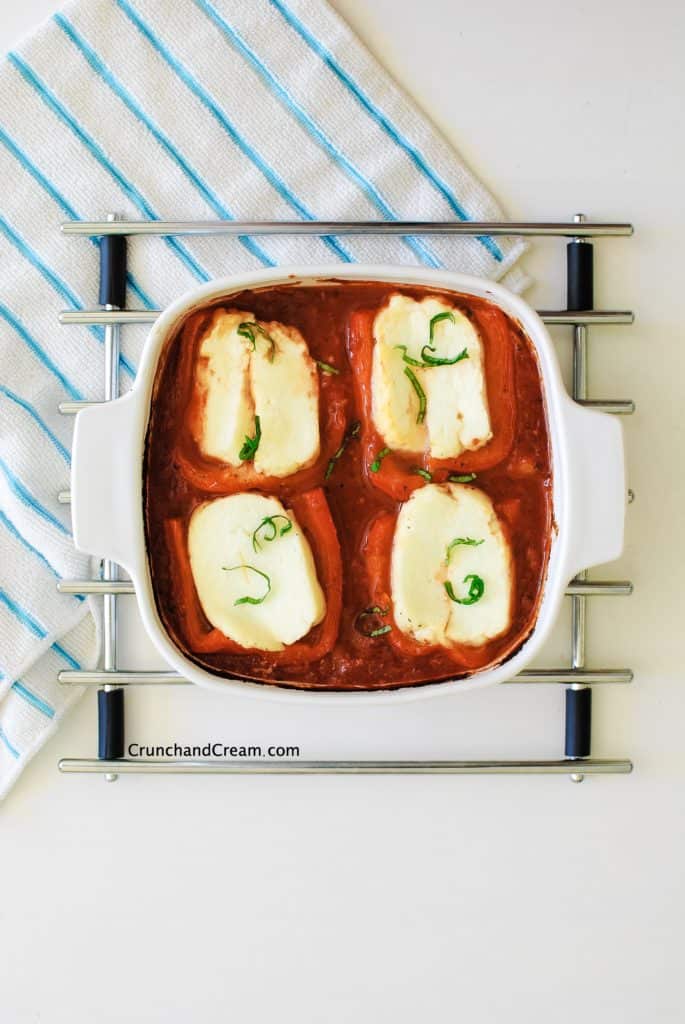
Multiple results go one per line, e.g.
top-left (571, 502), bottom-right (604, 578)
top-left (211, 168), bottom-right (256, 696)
top-left (195, 311), bottom-right (255, 466)
top-left (250, 321), bottom-right (320, 477)
top-left (391, 483), bottom-right (513, 648)
top-left (188, 493), bottom-right (325, 652)
top-left (194, 311), bottom-right (320, 476)
top-left (372, 294), bottom-right (492, 459)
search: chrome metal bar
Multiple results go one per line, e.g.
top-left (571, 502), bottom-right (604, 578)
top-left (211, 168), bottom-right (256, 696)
top-left (61, 220), bottom-right (634, 238)
top-left (102, 310), bottom-right (119, 676)
top-left (566, 580), bottom-right (633, 596)
top-left (578, 399), bottom-right (634, 415)
top-left (59, 308), bottom-right (634, 327)
top-left (59, 400), bottom-right (101, 414)
top-left (58, 580), bottom-right (135, 595)
top-left (56, 578), bottom-right (633, 598)
top-left (57, 491), bottom-right (71, 504)
top-left (58, 668), bottom-right (633, 687)
top-left (567, 214), bottom-right (592, 787)
top-left (99, 213), bottom-right (123, 783)
top-left (60, 671), bottom-right (190, 686)
top-left (572, 322), bottom-right (589, 673)
top-left (537, 311), bottom-right (634, 326)
top-left (60, 309), bottom-right (159, 325)
top-left (58, 757), bottom-right (633, 775)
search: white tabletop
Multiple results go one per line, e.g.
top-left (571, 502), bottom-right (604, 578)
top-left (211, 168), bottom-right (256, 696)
top-left (3, 1), bottom-right (684, 1022)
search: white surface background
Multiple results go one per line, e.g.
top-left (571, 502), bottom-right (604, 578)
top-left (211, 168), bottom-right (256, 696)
top-left (2, 1), bottom-right (684, 1021)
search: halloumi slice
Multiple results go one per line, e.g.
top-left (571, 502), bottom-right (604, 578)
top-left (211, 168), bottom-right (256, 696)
top-left (372, 294), bottom-right (492, 459)
top-left (193, 312), bottom-right (320, 477)
top-left (188, 493), bottom-right (326, 652)
top-left (391, 483), bottom-right (513, 649)
top-left (371, 296), bottom-right (427, 454)
top-left (194, 310), bottom-right (256, 465)
top-left (250, 321), bottom-right (320, 477)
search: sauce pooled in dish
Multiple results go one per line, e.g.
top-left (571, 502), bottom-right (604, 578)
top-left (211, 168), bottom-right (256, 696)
top-left (144, 281), bottom-right (552, 691)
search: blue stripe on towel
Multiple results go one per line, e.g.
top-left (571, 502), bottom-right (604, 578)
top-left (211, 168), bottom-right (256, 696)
top-left (0, 385), bottom-right (70, 464)
top-left (0, 456), bottom-right (70, 537)
top-left (193, 0), bottom-right (442, 269)
top-left (0, 591), bottom-right (82, 670)
top-left (0, 508), bottom-right (82, 594)
top-left (268, 0), bottom-right (503, 263)
top-left (52, 642), bottom-right (81, 670)
top-left (11, 681), bottom-right (55, 719)
top-left (0, 726), bottom-right (20, 759)
top-left (0, 302), bottom-right (83, 401)
top-left (0, 126), bottom-right (156, 308)
top-left (8, 52), bottom-right (211, 285)
top-left (0, 587), bottom-right (47, 639)
top-left (54, 13), bottom-right (275, 269)
top-left (0, 214), bottom-right (137, 380)
top-left (114, 0), bottom-right (353, 264)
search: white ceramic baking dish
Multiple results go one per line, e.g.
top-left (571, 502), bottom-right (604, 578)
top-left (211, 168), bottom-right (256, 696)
top-left (71, 265), bottom-right (625, 703)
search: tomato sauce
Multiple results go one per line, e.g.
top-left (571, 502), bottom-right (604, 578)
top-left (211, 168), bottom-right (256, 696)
top-left (144, 282), bottom-right (553, 691)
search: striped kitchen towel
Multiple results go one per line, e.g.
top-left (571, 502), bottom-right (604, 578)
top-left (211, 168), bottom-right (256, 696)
top-left (0, 0), bottom-right (528, 799)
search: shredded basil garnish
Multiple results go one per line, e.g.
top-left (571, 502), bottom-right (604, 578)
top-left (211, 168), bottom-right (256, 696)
top-left (403, 366), bottom-right (426, 424)
top-left (448, 472), bottom-right (477, 484)
top-left (413, 467), bottom-right (433, 482)
top-left (237, 321), bottom-right (276, 362)
top-left (324, 420), bottom-right (361, 480)
top-left (223, 564), bottom-right (272, 606)
top-left (316, 360), bottom-right (340, 376)
top-left (444, 574), bottom-right (485, 606)
top-left (238, 415), bottom-right (261, 462)
top-left (370, 447), bottom-right (391, 473)
top-left (419, 344), bottom-right (468, 367)
top-left (445, 537), bottom-right (484, 564)
top-left (252, 514), bottom-right (293, 553)
top-left (395, 343), bottom-right (468, 369)
top-left (394, 311), bottom-right (468, 369)
top-left (355, 605), bottom-right (392, 638)
top-left (393, 345), bottom-right (425, 368)
top-left (429, 311), bottom-right (456, 342)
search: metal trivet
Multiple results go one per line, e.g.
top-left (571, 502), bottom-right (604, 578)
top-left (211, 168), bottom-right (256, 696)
top-left (55, 216), bottom-right (635, 782)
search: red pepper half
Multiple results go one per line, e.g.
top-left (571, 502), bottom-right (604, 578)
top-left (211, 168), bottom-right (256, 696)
top-left (347, 302), bottom-right (516, 501)
top-left (173, 308), bottom-right (349, 495)
top-left (363, 510), bottom-right (507, 671)
top-left (164, 488), bottom-right (342, 665)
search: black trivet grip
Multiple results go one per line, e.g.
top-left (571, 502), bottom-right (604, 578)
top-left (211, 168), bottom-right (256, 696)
top-left (98, 688), bottom-right (125, 760)
top-left (566, 236), bottom-right (594, 312)
top-left (565, 687), bottom-right (592, 759)
top-left (99, 234), bottom-right (127, 309)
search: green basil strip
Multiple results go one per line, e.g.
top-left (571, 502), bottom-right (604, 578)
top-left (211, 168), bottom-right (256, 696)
top-left (429, 311), bottom-right (456, 342)
top-left (393, 344), bottom-right (425, 368)
top-left (325, 420), bottom-right (361, 480)
top-left (448, 473), bottom-right (477, 484)
top-left (403, 366), bottom-right (427, 424)
top-left (412, 467), bottom-right (432, 482)
top-left (238, 415), bottom-right (261, 462)
top-left (223, 564), bottom-right (272, 606)
top-left (237, 321), bottom-right (276, 362)
top-left (445, 537), bottom-right (484, 564)
top-left (444, 574), bottom-right (485, 606)
top-left (252, 514), bottom-right (293, 553)
top-left (316, 360), bottom-right (340, 375)
top-left (355, 606), bottom-right (391, 638)
top-left (370, 447), bottom-right (391, 473)
top-left (419, 344), bottom-right (468, 367)
top-left (395, 342), bottom-right (468, 369)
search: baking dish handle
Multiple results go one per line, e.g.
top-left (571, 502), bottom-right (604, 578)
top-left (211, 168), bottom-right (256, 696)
top-left (561, 396), bottom-right (626, 579)
top-left (71, 393), bottom-right (142, 575)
